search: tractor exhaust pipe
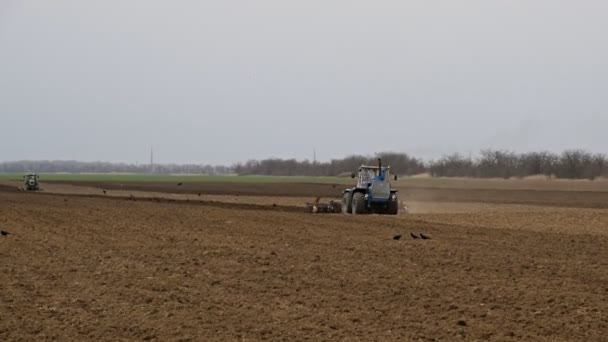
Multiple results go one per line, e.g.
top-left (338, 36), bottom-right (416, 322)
top-left (378, 158), bottom-right (382, 177)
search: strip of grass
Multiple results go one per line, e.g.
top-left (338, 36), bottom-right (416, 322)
top-left (0, 173), bottom-right (351, 184)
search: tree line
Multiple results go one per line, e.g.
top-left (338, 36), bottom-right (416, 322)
top-left (428, 150), bottom-right (607, 179)
top-left (230, 150), bottom-right (608, 180)
top-left (233, 152), bottom-right (426, 177)
top-left (0, 160), bottom-right (230, 175)
top-left (1, 149), bottom-right (607, 180)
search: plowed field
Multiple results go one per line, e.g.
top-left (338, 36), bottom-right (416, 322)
top-left (1, 180), bottom-right (607, 341)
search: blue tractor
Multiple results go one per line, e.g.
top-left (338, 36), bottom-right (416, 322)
top-left (342, 159), bottom-right (399, 215)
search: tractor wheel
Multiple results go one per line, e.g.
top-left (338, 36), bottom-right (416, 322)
top-left (387, 194), bottom-right (399, 215)
top-left (352, 192), bottom-right (366, 215)
top-left (342, 192), bottom-right (353, 214)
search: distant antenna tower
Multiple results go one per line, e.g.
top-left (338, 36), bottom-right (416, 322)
top-left (150, 147), bottom-right (154, 173)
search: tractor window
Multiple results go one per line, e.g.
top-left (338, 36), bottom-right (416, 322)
top-left (361, 169), bottom-right (376, 183)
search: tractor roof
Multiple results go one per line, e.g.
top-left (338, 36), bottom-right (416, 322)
top-left (359, 165), bottom-right (390, 169)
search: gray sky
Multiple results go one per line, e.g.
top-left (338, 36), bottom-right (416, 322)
top-left (1, 1), bottom-right (607, 165)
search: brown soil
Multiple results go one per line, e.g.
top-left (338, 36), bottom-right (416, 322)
top-left (1, 182), bottom-right (607, 341)
top-left (41, 180), bottom-right (608, 209)
top-left (48, 181), bottom-right (344, 198)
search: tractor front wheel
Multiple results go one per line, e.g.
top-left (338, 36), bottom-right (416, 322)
top-left (352, 192), bottom-right (367, 215)
top-left (387, 194), bottom-right (399, 215)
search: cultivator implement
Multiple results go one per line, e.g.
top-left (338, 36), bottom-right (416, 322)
top-left (306, 197), bottom-right (342, 214)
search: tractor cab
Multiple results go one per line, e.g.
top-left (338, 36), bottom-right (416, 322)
top-left (357, 168), bottom-right (378, 187)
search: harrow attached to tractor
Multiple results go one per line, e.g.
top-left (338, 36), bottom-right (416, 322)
top-left (306, 197), bottom-right (342, 213)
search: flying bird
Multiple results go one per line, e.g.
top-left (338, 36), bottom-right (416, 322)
top-left (410, 233), bottom-right (419, 239)
top-left (1, 230), bottom-right (9, 236)
top-left (420, 233), bottom-right (431, 240)
top-left (393, 234), bottom-right (402, 240)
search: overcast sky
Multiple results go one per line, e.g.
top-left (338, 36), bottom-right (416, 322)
top-left (1, 1), bottom-right (607, 165)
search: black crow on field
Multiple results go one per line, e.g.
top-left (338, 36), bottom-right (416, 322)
top-left (1, 230), bottom-right (9, 236)
top-left (197, 193), bottom-right (201, 196)
top-left (393, 234), bottom-right (402, 240)
top-left (420, 233), bottom-right (431, 240)
top-left (102, 190), bottom-right (107, 195)
top-left (410, 232), bottom-right (419, 239)
top-left (177, 182), bottom-right (183, 186)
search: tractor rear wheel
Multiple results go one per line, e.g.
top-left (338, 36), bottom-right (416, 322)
top-left (342, 192), bottom-right (353, 214)
top-left (352, 192), bottom-right (366, 214)
top-left (387, 194), bottom-right (399, 215)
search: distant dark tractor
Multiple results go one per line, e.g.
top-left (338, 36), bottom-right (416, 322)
top-left (23, 173), bottom-right (40, 191)
top-left (342, 159), bottom-right (399, 215)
